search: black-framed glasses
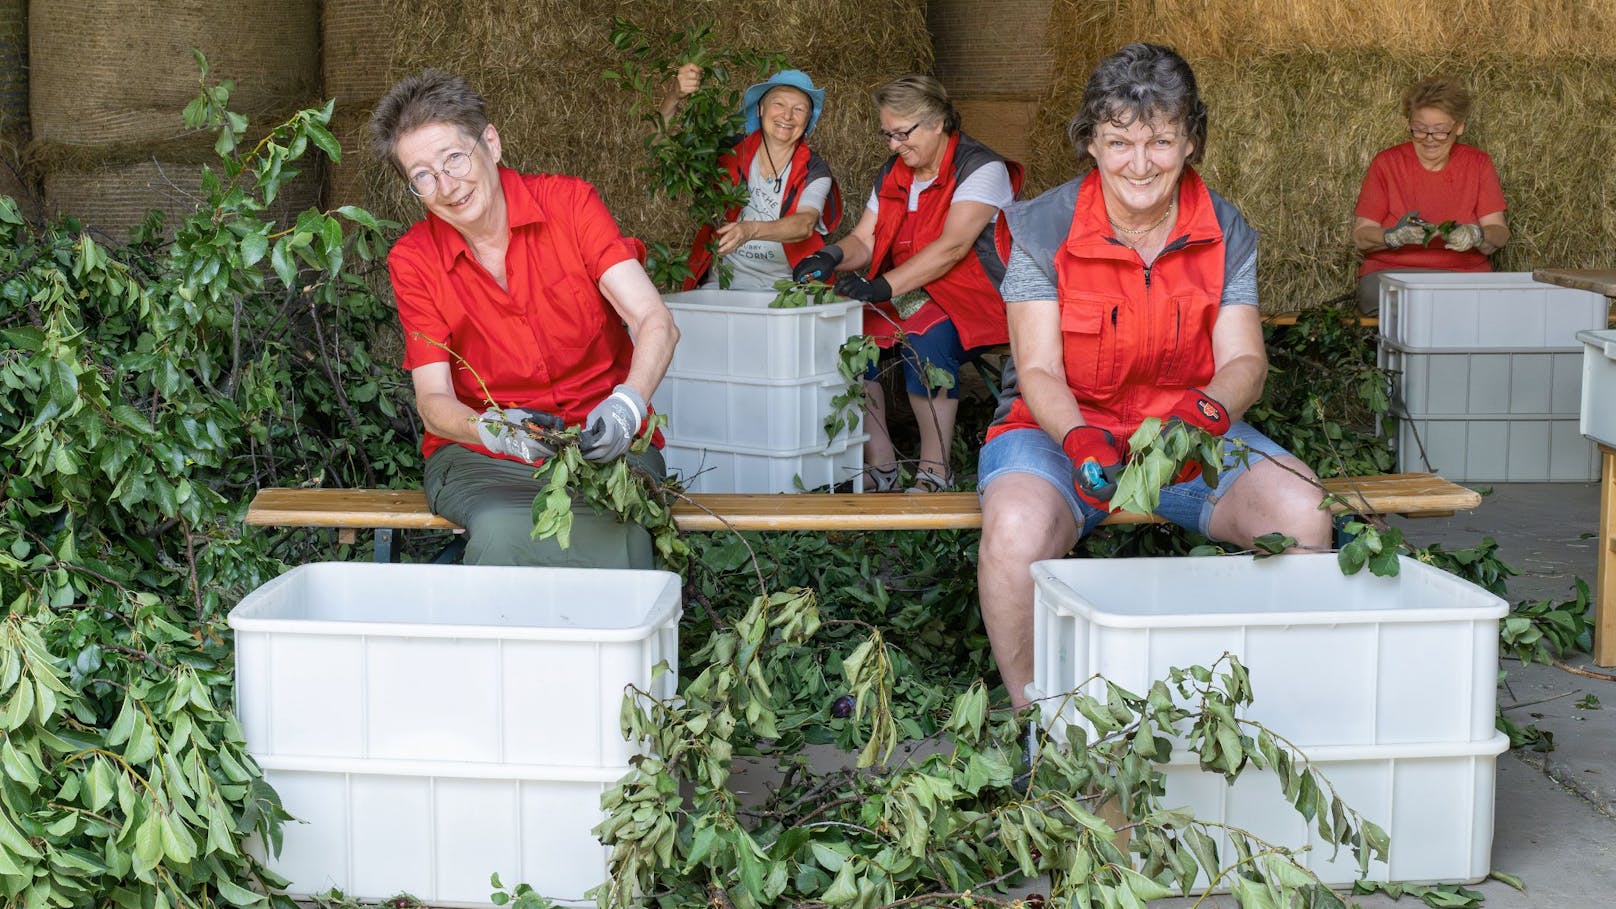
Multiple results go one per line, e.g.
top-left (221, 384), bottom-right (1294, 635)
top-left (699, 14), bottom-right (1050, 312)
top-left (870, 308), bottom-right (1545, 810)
top-left (1409, 125), bottom-right (1454, 141)
top-left (878, 122), bottom-right (923, 143)
top-left (407, 138), bottom-right (482, 197)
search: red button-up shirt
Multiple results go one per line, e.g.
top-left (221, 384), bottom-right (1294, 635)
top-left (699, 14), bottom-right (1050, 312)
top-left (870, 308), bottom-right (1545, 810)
top-left (390, 167), bottom-right (639, 461)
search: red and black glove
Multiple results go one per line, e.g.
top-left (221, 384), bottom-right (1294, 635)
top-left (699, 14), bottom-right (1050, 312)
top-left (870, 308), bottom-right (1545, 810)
top-left (1161, 388), bottom-right (1230, 484)
top-left (1164, 388), bottom-right (1231, 436)
top-left (1062, 426), bottom-right (1124, 510)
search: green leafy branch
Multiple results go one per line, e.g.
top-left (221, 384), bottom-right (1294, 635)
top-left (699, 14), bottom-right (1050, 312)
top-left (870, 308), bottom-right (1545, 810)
top-left (606, 19), bottom-right (782, 290)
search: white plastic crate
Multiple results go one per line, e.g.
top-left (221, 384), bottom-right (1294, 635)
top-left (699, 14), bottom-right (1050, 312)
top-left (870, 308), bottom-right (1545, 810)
top-left (260, 756), bottom-right (620, 907)
top-left (1579, 328), bottom-right (1616, 449)
top-left (1380, 342), bottom-right (1584, 417)
top-left (1030, 554), bottom-right (1506, 747)
top-left (1029, 693), bottom-right (1506, 888)
top-left (1379, 272), bottom-right (1606, 350)
top-left (664, 434), bottom-right (866, 494)
top-left (662, 288), bottom-right (864, 380)
top-left (1395, 413), bottom-right (1598, 481)
top-left (653, 370), bottom-right (850, 451)
top-left (230, 563), bottom-right (680, 768)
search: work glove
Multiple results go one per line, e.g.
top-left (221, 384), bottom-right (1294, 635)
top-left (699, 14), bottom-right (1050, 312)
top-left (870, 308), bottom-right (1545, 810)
top-left (579, 384), bottom-right (646, 464)
top-left (1160, 388), bottom-right (1231, 484)
top-left (1062, 426), bottom-right (1124, 510)
top-left (834, 273), bottom-right (893, 303)
top-left (1381, 211), bottom-right (1429, 249)
top-left (791, 246), bottom-right (844, 283)
top-left (475, 407), bottom-right (564, 464)
top-left (1443, 222), bottom-right (1485, 252)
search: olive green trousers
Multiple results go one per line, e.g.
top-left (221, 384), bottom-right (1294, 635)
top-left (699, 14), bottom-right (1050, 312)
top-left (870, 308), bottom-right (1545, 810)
top-left (423, 443), bottom-right (664, 569)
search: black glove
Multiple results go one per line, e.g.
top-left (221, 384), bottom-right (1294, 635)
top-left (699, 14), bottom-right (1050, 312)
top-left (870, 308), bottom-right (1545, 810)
top-left (834, 273), bottom-right (893, 303)
top-left (791, 246), bottom-right (843, 283)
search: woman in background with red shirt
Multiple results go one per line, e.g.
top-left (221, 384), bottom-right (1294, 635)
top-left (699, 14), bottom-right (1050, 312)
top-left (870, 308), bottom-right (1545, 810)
top-left (1352, 76), bottom-right (1510, 311)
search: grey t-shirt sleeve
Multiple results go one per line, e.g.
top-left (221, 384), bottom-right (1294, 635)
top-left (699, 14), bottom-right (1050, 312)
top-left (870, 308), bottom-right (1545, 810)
top-left (1221, 244), bottom-right (1258, 307)
top-left (1000, 243), bottom-right (1058, 303)
top-left (798, 176), bottom-right (833, 233)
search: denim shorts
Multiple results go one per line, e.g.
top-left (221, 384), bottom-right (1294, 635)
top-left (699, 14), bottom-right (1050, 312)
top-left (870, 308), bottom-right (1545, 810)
top-left (863, 317), bottom-right (975, 398)
top-left (977, 421), bottom-right (1299, 538)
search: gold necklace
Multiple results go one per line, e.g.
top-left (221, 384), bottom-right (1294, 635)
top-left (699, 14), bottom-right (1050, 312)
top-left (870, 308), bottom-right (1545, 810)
top-left (1109, 199), bottom-right (1175, 236)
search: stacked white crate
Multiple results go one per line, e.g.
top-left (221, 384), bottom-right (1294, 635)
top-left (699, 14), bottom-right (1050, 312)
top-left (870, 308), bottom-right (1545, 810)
top-left (1026, 554), bottom-right (1510, 887)
top-left (655, 289), bottom-right (867, 493)
top-left (1579, 328), bottom-right (1616, 449)
top-left (229, 563), bottom-right (681, 907)
top-left (1378, 272), bottom-right (1605, 481)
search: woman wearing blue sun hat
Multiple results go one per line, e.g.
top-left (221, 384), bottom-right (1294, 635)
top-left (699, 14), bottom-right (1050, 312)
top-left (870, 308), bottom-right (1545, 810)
top-left (661, 66), bottom-right (843, 290)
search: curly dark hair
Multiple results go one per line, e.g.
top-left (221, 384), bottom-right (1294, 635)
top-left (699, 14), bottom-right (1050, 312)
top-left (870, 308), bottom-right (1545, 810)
top-left (1066, 43), bottom-right (1208, 168)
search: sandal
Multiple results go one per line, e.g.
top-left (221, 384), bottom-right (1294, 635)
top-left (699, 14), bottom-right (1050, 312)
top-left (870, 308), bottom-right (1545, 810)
top-left (905, 468), bottom-right (954, 494)
top-left (866, 465), bottom-right (901, 493)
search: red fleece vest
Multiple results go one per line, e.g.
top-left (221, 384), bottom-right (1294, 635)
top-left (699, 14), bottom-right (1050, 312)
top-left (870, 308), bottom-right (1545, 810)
top-left (866, 132), bottom-right (1023, 349)
top-left (990, 168), bottom-right (1226, 442)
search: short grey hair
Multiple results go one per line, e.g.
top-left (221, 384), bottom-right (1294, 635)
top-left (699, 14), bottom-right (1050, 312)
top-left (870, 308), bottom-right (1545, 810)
top-left (1067, 43), bottom-right (1208, 168)
top-left (370, 69), bottom-right (491, 174)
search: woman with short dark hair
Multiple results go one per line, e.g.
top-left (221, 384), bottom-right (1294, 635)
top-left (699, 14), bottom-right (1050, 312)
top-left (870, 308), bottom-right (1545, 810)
top-left (976, 44), bottom-right (1330, 708)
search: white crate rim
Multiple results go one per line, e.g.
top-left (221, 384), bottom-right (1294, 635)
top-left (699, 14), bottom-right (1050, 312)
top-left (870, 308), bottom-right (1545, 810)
top-left (254, 752), bottom-right (632, 783)
top-left (664, 289), bottom-right (862, 317)
top-left (1031, 553), bottom-right (1508, 628)
top-left (1578, 328), bottom-right (1616, 354)
top-left (1380, 338), bottom-right (1584, 356)
top-left (664, 431), bottom-right (871, 459)
top-left (228, 563), bottom-right (682, 642)
top-left (661, 368), bottom-right (848, 388)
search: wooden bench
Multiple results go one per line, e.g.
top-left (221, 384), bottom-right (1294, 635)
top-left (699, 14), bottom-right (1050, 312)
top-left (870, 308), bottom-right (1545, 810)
top-left (245, 472), bottom-right (1480, 562)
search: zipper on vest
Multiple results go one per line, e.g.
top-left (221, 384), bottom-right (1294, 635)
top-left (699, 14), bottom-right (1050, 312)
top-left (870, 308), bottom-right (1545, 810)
top-left (1143, 264), bottom-right (1152, 287)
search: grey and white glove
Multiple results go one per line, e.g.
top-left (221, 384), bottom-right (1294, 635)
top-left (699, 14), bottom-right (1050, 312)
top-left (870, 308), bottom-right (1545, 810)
top-left (579, 384), bottom-right (646, 464)
top-left (475, 407), bottom-right (563, 464)
top-left (1382, 211), bottom-right (1429, 249)
top-left (1443, 222), bottom-right (1485, 252)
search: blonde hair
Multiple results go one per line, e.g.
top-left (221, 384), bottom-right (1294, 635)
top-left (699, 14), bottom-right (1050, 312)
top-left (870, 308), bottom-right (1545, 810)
top-left (1401, 77), bottom-right (1472, 124)
top-left (872, 74), bottom-right (960, 133)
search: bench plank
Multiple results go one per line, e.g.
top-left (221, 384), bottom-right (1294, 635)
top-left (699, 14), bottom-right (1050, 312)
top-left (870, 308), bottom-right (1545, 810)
top-left (246, 473), bottom-right (1480, 535)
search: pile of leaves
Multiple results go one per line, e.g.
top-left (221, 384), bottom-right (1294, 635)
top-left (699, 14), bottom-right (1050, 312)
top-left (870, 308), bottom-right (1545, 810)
top-left (0, 56), bottom-right (413, 908)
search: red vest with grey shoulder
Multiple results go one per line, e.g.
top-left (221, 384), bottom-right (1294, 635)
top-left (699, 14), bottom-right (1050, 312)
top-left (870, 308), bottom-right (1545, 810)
top-left (986, 166), bottom-right (1257, 442)
top-left (865, 131), bottom-right (1024, 349)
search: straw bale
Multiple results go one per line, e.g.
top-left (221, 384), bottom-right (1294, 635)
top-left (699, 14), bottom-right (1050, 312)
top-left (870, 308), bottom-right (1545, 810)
top-left (929, 0), bottom-right (1055, 97)
top-left (44, 155), bottom-right (324, 241)
top-left (0, 0), bottom-right (24, 135)
top-left (323, 0), bottom-right (398, 106)
top-left (1050, 0), bottom-right (1616, 62)
top-left (361, 0), bottom-right (931, 251)
top-left (30, 1), bottom-right (320, 147)
top-left (1028, 48), bottom-right (1616, 312)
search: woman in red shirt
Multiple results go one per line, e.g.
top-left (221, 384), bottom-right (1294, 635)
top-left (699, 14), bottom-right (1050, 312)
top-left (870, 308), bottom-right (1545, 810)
top-left (1352, 77), bottom-right (1510, 310)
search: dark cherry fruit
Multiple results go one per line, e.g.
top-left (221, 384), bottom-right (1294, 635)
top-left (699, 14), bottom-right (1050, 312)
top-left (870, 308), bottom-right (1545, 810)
top-left (831, 694), bottom-right (855, 718)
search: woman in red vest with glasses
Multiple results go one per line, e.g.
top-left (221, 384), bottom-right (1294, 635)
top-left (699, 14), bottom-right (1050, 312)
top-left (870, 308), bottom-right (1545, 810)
top-left (976, 44), bottom-right (1332, 709)
top-left (661, 66), bottom-right (843, 291)
top-left (793, 75), bottom-right (1023, 493)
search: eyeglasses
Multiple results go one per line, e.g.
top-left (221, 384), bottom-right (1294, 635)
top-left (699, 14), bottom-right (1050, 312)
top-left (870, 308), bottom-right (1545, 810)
top-left (1408, 125), bottom-right (1455, 141)
top-left (406, 138), bottom-right (482, 197)
top-left (878, 122), bottom-right (923, 143)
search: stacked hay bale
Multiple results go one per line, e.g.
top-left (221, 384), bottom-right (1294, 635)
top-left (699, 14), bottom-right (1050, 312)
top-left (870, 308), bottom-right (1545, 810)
top-left (0, 0), bottom-right (28, 207)
top-left (29, 1), bottom-right (323, 238)
top-left (323, 0), bottom-right (398, 211)
top-left (927, 0), bottom-right (1055, 185)
top-left (362, 0), bottom-right (931, 255)
top-left (1031, 0), bottom-right (1616, 312)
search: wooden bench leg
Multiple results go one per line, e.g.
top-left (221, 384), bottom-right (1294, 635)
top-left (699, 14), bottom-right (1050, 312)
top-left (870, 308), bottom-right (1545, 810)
top-left (1598, 447), bottom-right (1616, 667)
